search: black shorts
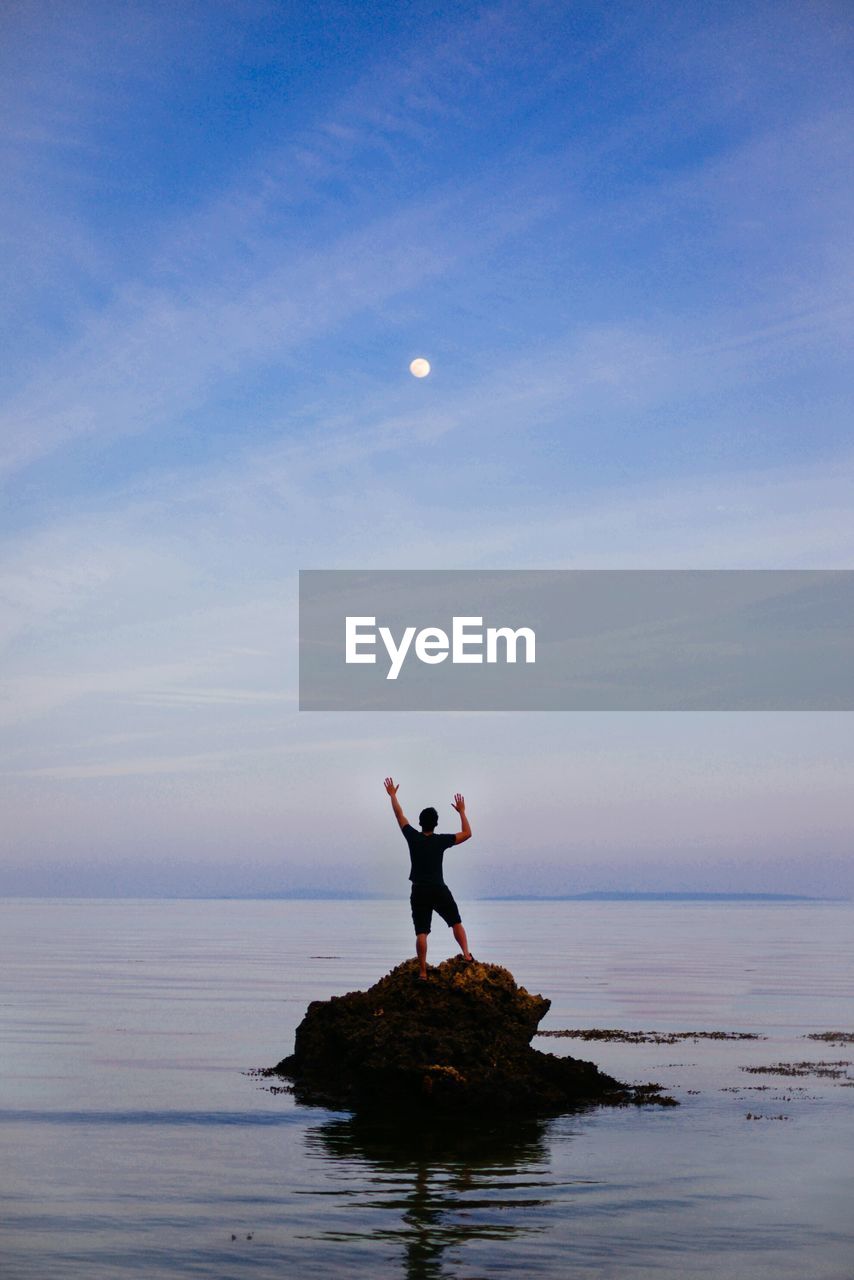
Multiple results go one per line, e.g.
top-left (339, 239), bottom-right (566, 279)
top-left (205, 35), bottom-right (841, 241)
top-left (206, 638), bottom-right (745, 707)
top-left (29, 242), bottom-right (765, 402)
top-left (410, 883), bottom-right (462, 934)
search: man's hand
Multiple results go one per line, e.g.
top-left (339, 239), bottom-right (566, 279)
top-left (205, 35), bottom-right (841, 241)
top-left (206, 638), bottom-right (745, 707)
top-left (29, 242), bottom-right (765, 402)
top-left (453, 793), bottom-right (472, 844)
top-left (385, 777), bottom-right (408, 828)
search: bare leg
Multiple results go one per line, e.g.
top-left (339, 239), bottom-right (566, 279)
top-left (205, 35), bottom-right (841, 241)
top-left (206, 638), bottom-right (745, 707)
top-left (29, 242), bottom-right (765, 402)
top-left (452, 922), bottom-right (472, 960)
top-left (416, 932), bottom-right (429, 978)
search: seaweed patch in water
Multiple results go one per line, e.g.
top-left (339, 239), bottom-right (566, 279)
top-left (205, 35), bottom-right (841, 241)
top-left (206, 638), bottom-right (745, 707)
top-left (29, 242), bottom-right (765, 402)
top-left (740, 1060), bottom-right (851, 1080)
top-left (537, 1029), bottom-right (765, 1044)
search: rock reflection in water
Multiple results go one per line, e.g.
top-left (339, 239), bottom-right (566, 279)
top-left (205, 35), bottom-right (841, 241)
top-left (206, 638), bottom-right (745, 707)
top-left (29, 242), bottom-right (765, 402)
top-left (304, 1112), bottom-right (560, 1280)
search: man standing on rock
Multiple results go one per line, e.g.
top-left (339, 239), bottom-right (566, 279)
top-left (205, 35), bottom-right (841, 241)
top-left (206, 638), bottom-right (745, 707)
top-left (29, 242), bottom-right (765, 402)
top-left (384, 777), bottom-right (474, 979)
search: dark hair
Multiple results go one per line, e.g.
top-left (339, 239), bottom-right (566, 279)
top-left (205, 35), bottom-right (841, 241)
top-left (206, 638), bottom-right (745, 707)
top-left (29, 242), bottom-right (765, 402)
top-left (419, 806), bottom-right (439, 831)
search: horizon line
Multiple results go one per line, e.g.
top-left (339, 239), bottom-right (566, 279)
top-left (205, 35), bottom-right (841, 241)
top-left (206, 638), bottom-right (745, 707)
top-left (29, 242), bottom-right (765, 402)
top-left (0, 891), bottom-right (847, 903)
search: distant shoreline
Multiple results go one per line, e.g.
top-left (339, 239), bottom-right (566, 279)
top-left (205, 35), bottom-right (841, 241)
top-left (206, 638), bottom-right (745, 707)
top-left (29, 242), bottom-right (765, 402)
top-left (481, 891), bottom-right (833, 903)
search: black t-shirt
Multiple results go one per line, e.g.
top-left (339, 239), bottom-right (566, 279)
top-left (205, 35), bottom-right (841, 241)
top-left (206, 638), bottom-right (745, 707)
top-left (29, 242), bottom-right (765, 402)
top-left (402, 824), bottom-right (456, 886)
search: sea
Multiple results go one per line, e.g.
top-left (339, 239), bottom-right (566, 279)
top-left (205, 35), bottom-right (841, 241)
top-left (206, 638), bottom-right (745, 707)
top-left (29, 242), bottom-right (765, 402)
top-left (0, 897), bottom-right (851, 1279)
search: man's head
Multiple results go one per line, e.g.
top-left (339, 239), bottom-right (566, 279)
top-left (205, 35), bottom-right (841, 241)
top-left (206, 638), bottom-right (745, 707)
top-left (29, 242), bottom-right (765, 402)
top-left (419, 806), bottom-right (439, 833)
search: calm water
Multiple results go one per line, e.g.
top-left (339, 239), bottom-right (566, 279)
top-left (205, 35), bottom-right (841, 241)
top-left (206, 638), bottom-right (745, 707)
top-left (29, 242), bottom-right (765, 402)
top-left (0, 898), bottom-right (852, 1279)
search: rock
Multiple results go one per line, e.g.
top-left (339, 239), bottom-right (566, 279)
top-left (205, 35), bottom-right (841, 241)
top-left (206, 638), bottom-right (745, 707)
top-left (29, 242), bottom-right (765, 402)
top-left (268, 956), bottom-right (676, 1113)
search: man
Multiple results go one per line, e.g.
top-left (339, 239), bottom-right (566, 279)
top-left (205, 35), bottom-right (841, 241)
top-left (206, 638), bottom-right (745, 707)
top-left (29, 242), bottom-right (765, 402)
top-left (383, 776), bottom-right (473, 979)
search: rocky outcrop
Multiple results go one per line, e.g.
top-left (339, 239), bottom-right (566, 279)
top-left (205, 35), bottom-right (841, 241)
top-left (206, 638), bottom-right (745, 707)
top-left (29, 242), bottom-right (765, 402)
top-left (268, 957), bottom-right (675, 1113)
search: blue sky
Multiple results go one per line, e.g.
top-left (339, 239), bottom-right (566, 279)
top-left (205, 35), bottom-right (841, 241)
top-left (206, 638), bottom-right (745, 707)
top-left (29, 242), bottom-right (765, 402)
top-left (1, 0), bottom-right (852, 897)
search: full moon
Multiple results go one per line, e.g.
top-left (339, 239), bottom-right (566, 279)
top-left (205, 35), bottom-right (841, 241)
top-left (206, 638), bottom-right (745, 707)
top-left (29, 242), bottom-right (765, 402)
top-left (409, 357), bottom-right (431, 378)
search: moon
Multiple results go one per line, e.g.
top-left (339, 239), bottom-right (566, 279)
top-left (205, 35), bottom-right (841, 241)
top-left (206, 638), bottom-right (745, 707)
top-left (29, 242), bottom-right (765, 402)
top-left (409, 357), bottom-right (431, 378)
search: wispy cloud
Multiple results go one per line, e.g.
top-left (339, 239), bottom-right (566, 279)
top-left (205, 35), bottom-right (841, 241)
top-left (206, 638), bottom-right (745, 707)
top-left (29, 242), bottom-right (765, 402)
top-left (0, 0), bottom-right (573, 476)
top-left (1, 731), bottom-right (416, 780)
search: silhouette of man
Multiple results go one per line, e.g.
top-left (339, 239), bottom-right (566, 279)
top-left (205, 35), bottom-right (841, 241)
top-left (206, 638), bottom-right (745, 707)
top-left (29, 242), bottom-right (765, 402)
top-left (384, 777), bottom-right (473, 979)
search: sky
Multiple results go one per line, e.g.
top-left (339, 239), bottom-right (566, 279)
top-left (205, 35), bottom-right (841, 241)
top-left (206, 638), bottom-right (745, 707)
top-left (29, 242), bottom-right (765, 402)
top-left (1, 0), bottom-right (852, 898)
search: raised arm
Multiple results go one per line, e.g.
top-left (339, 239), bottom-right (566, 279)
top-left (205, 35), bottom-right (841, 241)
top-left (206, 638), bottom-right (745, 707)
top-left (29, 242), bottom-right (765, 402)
top-left (384, 777), bottom-right (409, 829)
top-left (452, 793), bottom-right (471, 844)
